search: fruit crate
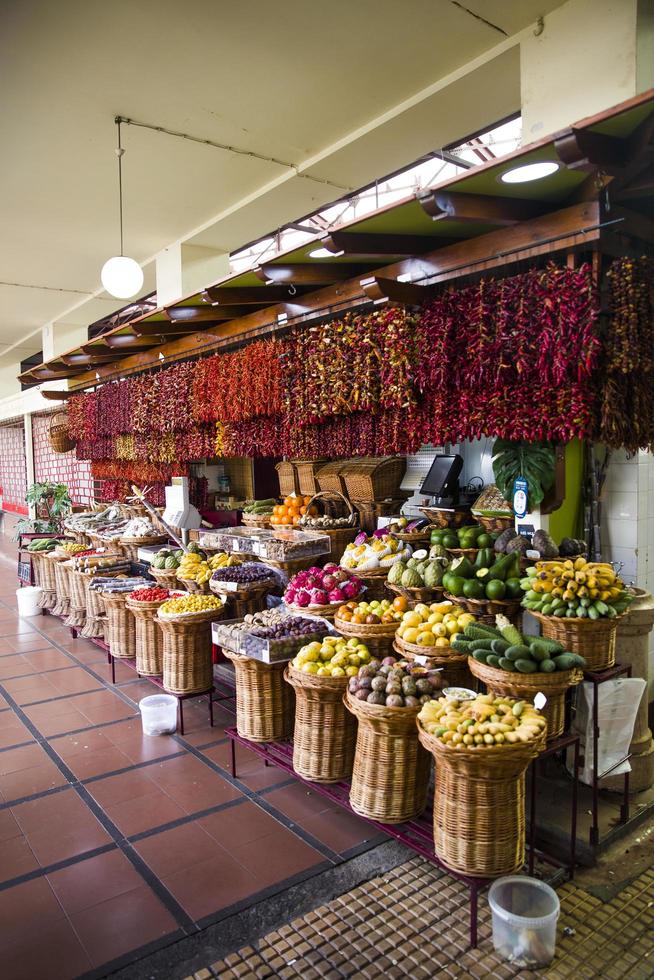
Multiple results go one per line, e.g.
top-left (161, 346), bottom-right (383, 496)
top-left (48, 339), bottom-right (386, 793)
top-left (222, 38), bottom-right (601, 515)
top-left (199, 527), bottom-right (331, 562)
top-left (275, 460), bottom-right (299, 497)
top-left (295, 459), bottom-right (329, 496)
top-left (213, 617), bottom-right (333, 664)
top-left (316, 460), bottom-right (350, 495)
top-left (342, 457), bottom-right (406, 503)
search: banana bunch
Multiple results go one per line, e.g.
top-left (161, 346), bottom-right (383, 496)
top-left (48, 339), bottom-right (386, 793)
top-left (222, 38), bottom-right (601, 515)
top-left (176, 551), bottom-right (242, 584)
top-left (520, 556), bottom-right (633, 619)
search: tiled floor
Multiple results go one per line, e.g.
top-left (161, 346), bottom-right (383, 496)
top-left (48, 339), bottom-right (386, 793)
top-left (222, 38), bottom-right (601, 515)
top-left (0, 559), bottom-right (381, 979)
top-left (195, 858), bottom-right (654, 979)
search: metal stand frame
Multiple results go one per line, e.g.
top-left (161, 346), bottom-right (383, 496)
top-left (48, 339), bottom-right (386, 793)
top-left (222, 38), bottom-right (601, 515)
top-left (528, 732), bottom-right (580, 878)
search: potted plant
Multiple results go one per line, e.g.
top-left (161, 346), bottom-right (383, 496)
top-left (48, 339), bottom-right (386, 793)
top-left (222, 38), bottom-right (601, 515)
top-left (15, 482), bottom-right (72, 538)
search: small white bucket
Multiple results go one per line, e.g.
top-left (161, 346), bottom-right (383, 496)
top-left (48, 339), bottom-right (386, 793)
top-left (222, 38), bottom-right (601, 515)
top-left (139, 694), bottom-right (177, 735)
top-left (16, 586), bottom-right (43, 617)
top-left (488, 875), bottom-right (560, 968)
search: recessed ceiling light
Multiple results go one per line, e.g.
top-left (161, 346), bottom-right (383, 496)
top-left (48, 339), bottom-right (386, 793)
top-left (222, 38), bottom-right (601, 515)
top-left (309, 247), bottom-right (334, 259)
top-left (500, 161), bottom-right (560, 184)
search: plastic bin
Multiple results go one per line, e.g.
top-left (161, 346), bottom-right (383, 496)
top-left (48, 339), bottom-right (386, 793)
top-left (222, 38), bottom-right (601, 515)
top-left (488, 875), bottom-right (560, 968)
top-left (16, 586), bottom-right (43, 617)
top-left (139, 694), bottom-right (177, 735)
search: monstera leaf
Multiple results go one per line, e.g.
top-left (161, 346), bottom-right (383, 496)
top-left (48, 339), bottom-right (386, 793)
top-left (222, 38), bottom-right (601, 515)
top-left (491, 440), bottom-right (556, 508)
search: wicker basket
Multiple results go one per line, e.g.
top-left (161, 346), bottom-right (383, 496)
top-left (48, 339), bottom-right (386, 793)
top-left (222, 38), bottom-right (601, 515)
top-left (80, 577), bottom-right (106, 640)
top-left (126, 597), bottom-right (166, 676)
top-left (393, 530), bottom-right (433, 546)
top-left (295, 459), bottom-right (329, 496)
top-left (223, 649), bottom-right (294, 742)
top-left (530, 611), bottom-right (619, 672)
top-left (100, 591), bottom-right (136, 660)
top-left (38, 553), bottom-right (60, 611)
top-left (156, 608), bottom-right (223, 695)
top-left (241, 513), bottom-right (273, 529)
top-left (469, 658), bottom-right (583, 740)
top-left (316, 460), bottom-right (349, 496)
top-left (333, 616), bottom-right (397, 659)
top-left (275, 460), bottom-right (299, 497)
top-left (49, 410), bottom-right (75, 453)
top-left (52, 557), bottom-right (71, 618)
top-left (342, 457), bottom-right (406, 503)
top-left (64, 568), bottom-right (90, 630)
top-left (119, 535), bottom-right (168, 562)
top-left (29, 550), bottom-right (44, 588)
top-left (150, 567), bottom-right (181, 589)
top-left (177, 576), bottom-right (212, 595)
top-left (352, 567), bottom-right (390, 602)
top-left (285, 601), bottom-right (338, 621)
top-left (418, 722), bottom-right (545, 877)
top-left (445, 547), bottom-right (480, 561)
top-left (298, 491), bottom-right (359, 563)
top-left (443, 592), bottom-right (522, 628)
top-left (222, 590), bottom-right (269, 620)
top-left (473, 514), bottom-right (514, 534)
top-left (386, 582), bottom-right (445, 608)
top-left (344, 692), bottom-right (431, 823)
top-left (285, 666), bottom-right (355, 782)
top-left (419, 506), bottom-right (471, 529)
top-left (392, 638), bottom-right (471, 686)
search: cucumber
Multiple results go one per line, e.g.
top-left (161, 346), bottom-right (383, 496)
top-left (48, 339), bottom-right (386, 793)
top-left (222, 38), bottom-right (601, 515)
top-left (540, 659), bottom-right (556, 673)
top-left (541, 603), bottom-right (554, 617)
top-left (514, 658), bottom-right (538, 673)
top-left (495, 615), bottom-right (523, 647)
top-left (498, 657), bottom-right (517, 672)
top-left (464, 624), bottom-right (501, 641)
top-left (505, 644), bottom-right (531, 661)
top-left (553, 653), bottom-right (577, 671)
top-left (490, 638), bottom-right (510, 656)
top-left (528, 638), bottom-right (562, 661)
top-left (470, 639), bottom-right (494, 652)
top-left (486, 654), bottom-right (501, 668)
top-left (571, 653), bottom-right (587, 668)
top-left (471, 651), bottom-right (489, 663)
top-left (451, 638), bottom-right (474, 652)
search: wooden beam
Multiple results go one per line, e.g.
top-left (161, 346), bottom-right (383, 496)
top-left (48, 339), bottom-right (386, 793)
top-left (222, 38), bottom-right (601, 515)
top-left (320, 231), bottom-right (456, 256)
top-left (29, 366), bottom-right (86, 381)
top-left (102, 335), bottom-right (165, 351)
top-left (555, 130), bottom-right (628, 174)
top-left (610, 205), bottom-right (654, 245)
top-left (418, 190), bottom-right (546, 225)
top-left (69, 201), bottom-right (600, 390)
top-left (40, 389), bottom-right (74, 401)
top-left (134, 320), bottom-right (224, 337)
top-left (165, 305), bottom-right (253, 322)
top-left (60, 352), bottom-right (121, 367)
top-left (360, 277), bottom-right (439, 306)
top-left (255, 264), bottom-right (369, 285)
top-left (202, 285), bottom-right (309, 305)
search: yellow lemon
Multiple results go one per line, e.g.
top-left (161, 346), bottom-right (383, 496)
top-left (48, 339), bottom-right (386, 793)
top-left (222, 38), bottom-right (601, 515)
top-left (416, 631), bottom-right (436, 646)
top-left (403, 627), bottom-right (419, 644)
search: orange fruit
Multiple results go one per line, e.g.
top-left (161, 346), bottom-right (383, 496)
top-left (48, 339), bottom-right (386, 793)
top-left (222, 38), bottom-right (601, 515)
top-left (393, 595), bottom-right (409, 612)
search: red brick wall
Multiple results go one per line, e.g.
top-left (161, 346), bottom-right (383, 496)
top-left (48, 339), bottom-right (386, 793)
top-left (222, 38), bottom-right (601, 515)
top-left (0, 422), bottom-right (28, 515)
top-left (32, 414), bottom-right (94, 507)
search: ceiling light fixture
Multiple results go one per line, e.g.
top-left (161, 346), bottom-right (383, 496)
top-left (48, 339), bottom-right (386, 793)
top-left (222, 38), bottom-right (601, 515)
top-left (101, 118), bottom-right (144, 299)
top-left (500, 161), bottom-right (560, 184)
top-left (309, 247), bottom-right (336, 259)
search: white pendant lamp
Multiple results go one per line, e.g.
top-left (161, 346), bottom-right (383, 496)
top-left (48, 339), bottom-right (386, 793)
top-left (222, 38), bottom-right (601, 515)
top-left (101, 119), bottom-right (144, 299)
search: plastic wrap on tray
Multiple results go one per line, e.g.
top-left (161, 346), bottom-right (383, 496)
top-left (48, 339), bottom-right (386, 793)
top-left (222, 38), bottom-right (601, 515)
top-left (199, 527), bottom-right (331, 561)
top-left (212, 613), bottom-right (332, 663)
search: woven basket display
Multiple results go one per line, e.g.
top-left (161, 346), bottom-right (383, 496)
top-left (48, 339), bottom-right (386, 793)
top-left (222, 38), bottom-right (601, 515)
top-left (119, 535), bottom-right (168, 562)
top-left (386, 582), bottom-right (445, 608)
top-left (418, 722), bottom-right (545, 877)
top-left (333, 615), bottom-right (396, 659)
top-left (473, 514), bottom-right (514, 534)
top-left (445, 547), bottom-right (480, 561)
top-left (316, 460), bottom-right (349, 495)
top-left (49, 410), bottom-right (75, 453)
top-left (29, 551), bottom-right (44, 588)
top-left (419, 506), bottom-right (471, 529)
top-left (80, 577), bottom-right (106, 640)
top-left (38, 553), bottom-right (60, 610)
top-left (443, 592), bottom-right (522, 628)
top-left (52, 557), bottom-right (71, 618)
top-left (223, 649), bottom-right (294, 742)
top-left (354, 567), bottom-right (390, 602)
top-left (469, 658), bottom-right (583, 740)
top-left (530, 610), bottom-right (619, 672)
top-left (344, 692), bottom-right (431, 823)
top-left (209, 585), bottom-right (269, 621)
top-left (156, 608), bottom-right (223, 695)
top-left (241, 513), bottom-right (273, 529)
top-left (285, 601), bottom-right (338, 621)
top-left (285, 666), bottom-right (355, 782)
top-left (275, 460), bottom-right (299, 497)
top-left (177, 577), bottom-right (212, 595)
top-left (100, 591), bottom-right (136, 660)
top-left (150, 567), bottom-right (181, 589)
top-left (66, 568), bottom-right (91, 630)
top-left (295, 459), bottom-right (329, 496)
top-left (392, 640), bottom-right (472, 689)
top-left (126, 597), bottom-right (167, 676)
top-left (342, 457), bottom-right (406, 503)
top-left (298, 491), bottom-right (359, 563)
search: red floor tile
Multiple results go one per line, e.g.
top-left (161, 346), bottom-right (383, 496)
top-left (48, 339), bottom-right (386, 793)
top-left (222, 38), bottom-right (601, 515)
top-left (0, 876), bottom-right (66, 943)
top-left (0, 654), bottom-right (34, 679)
top-left (0, 714), bottom-right (33, 749)
top-left (102, 718), bottom-right (181, 763)
top-left (0, 806), bottom-right (22, 841)
top-left (161, 850), bottom-right (260, 921)
top-left (7, 634), bottom-right (56, 653)
top-left (0, 742), bottom-right (68, 801)
top-left (69, 884), bottom-right (177, 968)
top-left (2, 673), bottom-right (61, 703)
top-left (202, 739), bottom-right (288, 791)
top-left (47, 848), bottom-right (143, 914)
top-left (300, 808), bottom-right (377, 854)
top-left (72, 689), bottom-right (137, 726)
top-left (265, 782), bottom-right (336, 821)
top-left (11, 787), bottom-right (112, 866)
top-left (85, 766), bottom-right (163, 807)
top-left (0, 620), bottom-right (36, 637)
top-left (24, 648), bottom-right (75, 671)
top-left (1, 917), bottom-right (92, 980)
top-left (230, 825), bottom-right (324, 887)
top-left (23, 701), bottom-right (92, 737)
top-left (199, 798), bottom-right (289, 848)
top-left (133, 820), bottom-right (220, 878)
top-left (47, 666), bottom-right (104, 695)
top-left (0, 832), bottom-right (40, 883)
top-left (62, 743), bottom-right (134, 780)
top-left (88, 784), bottom-right (187, 837)
top-left (148, 753), bottom-right (242, 813)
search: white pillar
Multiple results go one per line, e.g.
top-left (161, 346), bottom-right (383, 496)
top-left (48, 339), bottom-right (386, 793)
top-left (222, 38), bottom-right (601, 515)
top-left (156, 244), bottom-right (230, 308)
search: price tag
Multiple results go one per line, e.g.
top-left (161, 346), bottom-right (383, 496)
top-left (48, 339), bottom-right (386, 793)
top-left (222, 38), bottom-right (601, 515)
top-left (513, 476), bottom-right (528, 518)
top-left (413, 654), bottom-right (429, 666)
top-left (533, 692), bottom-right (547, 711)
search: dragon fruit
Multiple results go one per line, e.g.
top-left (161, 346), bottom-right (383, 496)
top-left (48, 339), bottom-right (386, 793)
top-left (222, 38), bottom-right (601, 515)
top-left (341, 579), bottom-right (361, 599)
top-left (304, 575), bottom-right (319, 590)
top-left (323, 562), bottom-right (339, 574)
top-left (328, 587), bottom-right (346, 603)
top-left (307, 566), bottom-right (322, 576)
top-left (321, 573), bottom-right (336, 591)
top-left (332, 568), bottom-right (350, 584)
top-left (309, 589), bottom-right (328, 605)
top-left (293, 589), bottom-right (311, 607)
top-left (284, 587), bottom-right (297, 604)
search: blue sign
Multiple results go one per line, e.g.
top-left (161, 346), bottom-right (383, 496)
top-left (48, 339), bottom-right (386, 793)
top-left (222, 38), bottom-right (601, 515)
top-left (513, 476), bottom-right (528, 519)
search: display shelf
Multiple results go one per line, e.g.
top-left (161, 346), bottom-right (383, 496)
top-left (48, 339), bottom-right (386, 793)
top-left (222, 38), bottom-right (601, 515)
top-left (528, 731), bottom-right (580, 878)
top-left (582, 663), bottom-right (632, 845)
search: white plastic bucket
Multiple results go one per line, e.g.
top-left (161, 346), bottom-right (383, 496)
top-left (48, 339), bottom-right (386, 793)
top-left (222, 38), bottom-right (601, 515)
top-left (139, 694), bottom-right (177, 736)
top-left (16, 586), bottom-right (43, 617)
top-left (488, 875), bottom-right (560, 968)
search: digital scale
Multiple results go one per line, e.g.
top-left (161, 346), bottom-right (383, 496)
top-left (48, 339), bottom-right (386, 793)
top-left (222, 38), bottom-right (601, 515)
top-left (162, 476), bottom-right (201, 533)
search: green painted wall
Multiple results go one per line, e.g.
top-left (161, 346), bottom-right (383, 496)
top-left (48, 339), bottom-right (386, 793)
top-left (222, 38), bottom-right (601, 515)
top-left (549, 439), bottom-right (584, 542)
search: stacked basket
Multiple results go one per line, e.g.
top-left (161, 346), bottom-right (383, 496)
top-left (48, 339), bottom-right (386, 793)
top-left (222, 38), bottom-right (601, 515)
top-left (100, 591), bottom-right (136, 660)
top-left (126, 593), bottom-right (170, 676)
top-left (223, 649), bottom-right (294, 742)
top-left (530, 611), bottom-right (620, 672)
top-left (333, 613), bottom-right (397, 660)
top-left (285, 667), bottom-right (355, 782)
top-left (156, 606), bottom-right (223, 695)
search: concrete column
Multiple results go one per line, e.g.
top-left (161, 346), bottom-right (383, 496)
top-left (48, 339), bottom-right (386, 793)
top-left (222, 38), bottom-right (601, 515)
top-left (605, 588), bottom-right (654, 792)
top-left (156, 244), bottom-right (229, 308)
top-left (521, 0), bottom-right (653, 143)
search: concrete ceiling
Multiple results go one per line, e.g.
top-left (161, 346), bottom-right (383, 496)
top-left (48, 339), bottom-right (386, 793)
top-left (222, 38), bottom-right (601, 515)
top-left (0, 0), bottom-right (566, 372)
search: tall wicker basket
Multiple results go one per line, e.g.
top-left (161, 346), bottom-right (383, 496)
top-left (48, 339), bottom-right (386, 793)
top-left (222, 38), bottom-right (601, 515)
top-left (333, 616), bottom-right (397, 660)
top-left (285, 666), bottom-right (355, 782)
top-left (418, 722), bottom-right (545, 877)
top-left (344, 693), bottom-right (431, 823)
top-left (126, 597), bottom-right (167, 676)
top-left (223, 649), bottom-right (294, 742)
top-left (295, 459), bottom-right (329, 496)
top-left (80, 577), bottom-right (107, 640)
top-left (100, 591), bottom-right (136, 660)
top-left (38, 553), bottom-right (59, 610)
top-left (66, 568), bottom-right (91, 630)
top-left (342, 457), bottom-right (406, 503)
top-left (156, 608), bottom-right (222, 695)
top-left (530, 611), bottom-right (620, 672)
top-left (30, 550), bottom-right (44, 588)
top-left (52, 557), bottom-right (71, 618)
top-left (469, 659), bottom-right (583, 740)
top-left (119, 535), bottom-right (168, 563)
top-left (275, 460), bottom-right (299, 497)
top-left (49, 410), bottom-right (75, 453)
